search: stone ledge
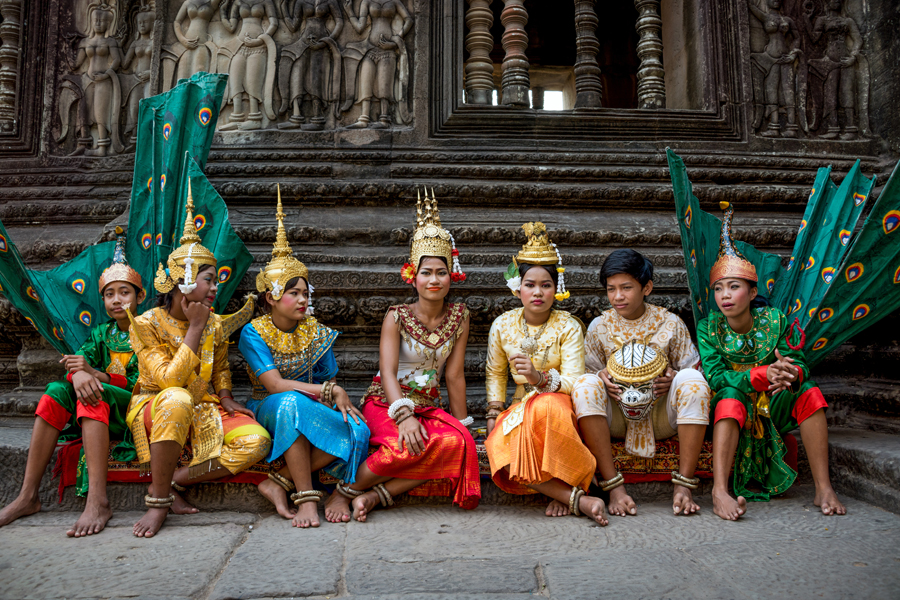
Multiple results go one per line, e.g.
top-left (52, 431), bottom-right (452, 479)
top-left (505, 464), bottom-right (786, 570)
top-left (0, 419), bottom-right (895, 515)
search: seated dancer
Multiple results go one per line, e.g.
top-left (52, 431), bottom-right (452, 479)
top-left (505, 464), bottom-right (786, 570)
top-left (0, 230), bottom-right (144, 537)
top-left (334, 190), bottom-right (481, 521)
top-left (571, 249), bottom-right (710, 517)
top-left (239, 190), bottom-right (369, 528)
top-left (126, 186), bottom-right (272, 537)
top-left (699, 208), bottom-right (845, 520)
top-left (484, 222), bottom-right (607, 525)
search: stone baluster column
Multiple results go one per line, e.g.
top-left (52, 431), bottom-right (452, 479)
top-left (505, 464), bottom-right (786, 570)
top-left (465, 0), bottom-right (495, 105)
top-left (500, 0), bottom-right (530, 106)
top-left (0, 0), bottom-right (22, 133)
top-left (634, 0), bottom-right (665, 109)
top-left (573, 0), bottom-right (602, 108)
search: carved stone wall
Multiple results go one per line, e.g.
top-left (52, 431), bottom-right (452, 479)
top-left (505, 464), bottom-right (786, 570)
top-left (0, 0), bottom-right (897, 421)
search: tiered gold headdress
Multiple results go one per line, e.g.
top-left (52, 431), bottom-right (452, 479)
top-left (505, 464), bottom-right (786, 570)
top-left (99, 226), bottom-right (143, 293)
top-left (256, 184), bottom-right (310, 301)
top-left (401, 188), bottom-right (465, 283)
top-left (154, 180), bottom-right (218, 294)
top-left (709, 202), bottom-right (758, 285)
top-left (504, 222), bottom-right (570, 301)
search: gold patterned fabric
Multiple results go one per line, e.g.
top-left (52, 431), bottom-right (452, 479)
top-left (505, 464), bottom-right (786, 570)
top-left (247, 314), bottom-right (339, 401)
top-left (127, 307), bottom-right (242, 473)
top-left (365, 303), bottom-right (470, 403)
top-left (573, 304), bottom-right (709, 457)
top-left (485, 308), bottom-right (586, 406)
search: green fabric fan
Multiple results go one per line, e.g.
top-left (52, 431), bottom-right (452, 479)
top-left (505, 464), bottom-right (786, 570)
top-left (667, 148), bottom-right (891, 367)
top-left (0, 220), bottom-right (115, 354)
top-left (124, 72), bottom-right (238, 312)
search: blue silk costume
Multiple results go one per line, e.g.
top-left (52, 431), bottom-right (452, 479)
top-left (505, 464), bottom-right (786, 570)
top-left (239, 315), bottom-right (370, 483)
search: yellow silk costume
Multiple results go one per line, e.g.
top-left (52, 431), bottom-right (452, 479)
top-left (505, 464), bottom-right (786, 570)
top-left (127, 307), bottom-right (271, 476)
top-left (484, 308), bottom-right (596, 494)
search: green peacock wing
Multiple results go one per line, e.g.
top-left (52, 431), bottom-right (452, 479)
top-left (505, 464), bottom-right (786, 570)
top-left (29, 241), bottom-right (119, 352)
top-left (772, 161), bottom-right (875, 329)
top-left (125, 72), bottom-right (228, 311)
top-left (804, 159), bottom-right (900, 366)
top-left (667, 149), bottom-right (783, 323)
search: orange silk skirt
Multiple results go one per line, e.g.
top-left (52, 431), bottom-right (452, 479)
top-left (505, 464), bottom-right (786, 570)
top-left (485, 392), bottom-right (596, 495)
top-left (362, 380), bottom-right (481, 510)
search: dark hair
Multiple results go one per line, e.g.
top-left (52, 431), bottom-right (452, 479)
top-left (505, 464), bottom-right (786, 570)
top-left (519, 263), bottom-right (559, 286)
top-left (155, 264), bottom-right (216, 311)
top-left (417, 255), bottom-right (449, 269)
top-left (600, 249), bottom-right (653, 288)
top-left (258, 276), bottom-right (305, 315)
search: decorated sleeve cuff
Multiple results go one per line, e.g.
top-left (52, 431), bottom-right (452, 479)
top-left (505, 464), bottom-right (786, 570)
top-left (107, 373), bottom-right (128, 389)
top-left (750, 366), bottom-right (770, 392)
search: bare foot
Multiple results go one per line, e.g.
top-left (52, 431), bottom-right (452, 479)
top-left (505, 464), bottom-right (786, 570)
top-left (257, 479), bottom-right (296, 520)
top-left (672, 486), bottom-right (700, 516)
top-left (712, 487), bottom-right (747, 521)
top-left (352, 491), bottom-right (379, 523)
top-left (545, 499), bottom-right (570, 517)
top-left (607, 486), bottom-right (637, 517)
top-left (578, 495), bottom-right (609, 526)
top-left (292, 500), bottom-right (320, 528)
top-left (171, 490), bottom-right (199, 515)
top-left (814, 487), bottom-right (847, 516)
top-left (67, 498), bottom-right (113, 537)
top-left (0, 493), bottom-right (41, 527)
top-left (324, 490), bottom-right (352, 523)
top-left (133, 507), bottom-right (168, 538)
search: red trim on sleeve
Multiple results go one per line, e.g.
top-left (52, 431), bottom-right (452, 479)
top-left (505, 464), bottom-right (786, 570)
top-left (794, 365), bottom-right (805, 386)
top-left (66, 372), bottom-right (74, 383)
top-left (791, 387), bottom-right (827, 424)
top-left (76, 400), bottom-right (110, 426)
top-left (714, 398), bottom-right (747, 428)
top-left (750, 366), bottom-right (770, 392)
top-left (35, 395), bottom-right (71, 431)
top-left (107, 373), bottom-right (128, 389)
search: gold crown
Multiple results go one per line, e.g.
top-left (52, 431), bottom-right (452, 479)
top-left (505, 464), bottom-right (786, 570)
top-left (99, 226), bottom-right (143, 293)
top-left (256, 184), bottom-right (309, 300)
top-left (606, 337), bottom-right (668, 384)
top-left (515, 222), bottom-right (559, 266)
top-left (710, 202), bottom-right (757, 285)
top-left (410, 188), bottom-right (452, 268)
top-left (154, 179), bottom-right (217, 293)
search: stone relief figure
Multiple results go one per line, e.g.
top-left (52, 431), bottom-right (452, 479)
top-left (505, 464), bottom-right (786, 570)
top-left (121, 5), bottom-right (155, 145)
top-left (277, 0), bottom-right (344, 130)
top-left (748, 0), bottom-right (803, 138)
top-left (803, 0), bottom-right (869, 140)
top-left (57, 1), bottom-right (126, 157)
top-left (162, 0), bottom-right (226, 90)
top-left (219, 0), bottom-right (279, 130)
top-left (340, 0), bottom-right (412, 129)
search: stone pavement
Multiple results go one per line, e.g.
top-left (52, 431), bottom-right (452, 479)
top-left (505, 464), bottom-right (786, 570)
top-left (1, 484), bottom-right (899, 600)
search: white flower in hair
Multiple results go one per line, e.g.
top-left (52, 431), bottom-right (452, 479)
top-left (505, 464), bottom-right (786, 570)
top-left (506, 276), bottom-right (521, 293)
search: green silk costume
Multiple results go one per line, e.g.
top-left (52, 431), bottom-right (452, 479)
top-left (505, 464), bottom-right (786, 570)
top-left (668, 148), bottom-right (900, 499)
top-left (44, 320), bottom-right (140, 496)
top-left (697, 306), bottom-right (814, 500)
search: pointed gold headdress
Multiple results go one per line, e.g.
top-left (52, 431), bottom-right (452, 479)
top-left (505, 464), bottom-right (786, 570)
top-left (401, 188), bottom-right (465, 283)
top-left (505, 222), bottom-right (570, 301)
top-left (99, 226), bottom-right (143, 293)
top-left (709, 202), bottom-right (758, 285)
top-left (153, 179), bottom-right (217, 294)
top-left (256, 184), bottom-right (309, 300)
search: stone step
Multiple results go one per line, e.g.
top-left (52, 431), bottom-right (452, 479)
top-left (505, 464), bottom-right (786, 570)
top-left (0, 418), bottom-right (896, 515)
